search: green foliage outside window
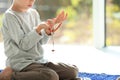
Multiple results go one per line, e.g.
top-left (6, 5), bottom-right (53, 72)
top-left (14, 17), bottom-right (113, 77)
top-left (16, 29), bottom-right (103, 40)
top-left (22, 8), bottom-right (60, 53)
top-left (0, 14), bottom-right (4, 42)
top-left (106, 0), bottom-right (120, 45)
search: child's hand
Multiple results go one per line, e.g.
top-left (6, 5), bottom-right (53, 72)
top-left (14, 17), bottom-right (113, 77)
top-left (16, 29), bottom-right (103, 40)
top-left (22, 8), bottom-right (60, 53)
top-left (46, 11), bottom-right (67, 33)
top-left (46, 19), bottom-right (62, 33)
top-left (36, 22), bottom-right (51, 35)
top-left (54, 10), bottom-right (67, 24)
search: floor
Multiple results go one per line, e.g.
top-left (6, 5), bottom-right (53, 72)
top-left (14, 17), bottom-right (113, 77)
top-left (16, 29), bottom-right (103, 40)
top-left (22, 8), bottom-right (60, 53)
top-left (0, 42), bottom-right (120, 75)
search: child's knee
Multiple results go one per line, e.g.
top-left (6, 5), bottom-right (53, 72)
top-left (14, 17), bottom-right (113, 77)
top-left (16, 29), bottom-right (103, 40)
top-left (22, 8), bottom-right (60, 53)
top-left (68, 65), bottom-right (79, 79)
top-left (43, 69), bottom-right (59, 80)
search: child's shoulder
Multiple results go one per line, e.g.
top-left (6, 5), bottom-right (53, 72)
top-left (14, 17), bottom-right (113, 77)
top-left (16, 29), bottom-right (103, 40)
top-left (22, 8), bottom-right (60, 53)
top-left (3, 9), bottom-right (16, 18)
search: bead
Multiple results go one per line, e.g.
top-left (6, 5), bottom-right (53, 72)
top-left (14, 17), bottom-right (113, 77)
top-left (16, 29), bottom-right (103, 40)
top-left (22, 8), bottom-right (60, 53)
top-left (52, 49), bottom-right (55, 52)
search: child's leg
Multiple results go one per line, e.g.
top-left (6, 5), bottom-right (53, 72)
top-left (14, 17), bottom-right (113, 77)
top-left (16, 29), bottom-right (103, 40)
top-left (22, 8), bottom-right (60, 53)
top-left (12, 63), bottom-right (59, 80)
top-left (45, 62), bottom-right (80, 80)
top-left (116, 77), bottom-right (120, 80)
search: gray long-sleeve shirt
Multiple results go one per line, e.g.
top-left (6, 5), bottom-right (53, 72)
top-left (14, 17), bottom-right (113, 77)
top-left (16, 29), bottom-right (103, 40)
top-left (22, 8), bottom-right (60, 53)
top-left (1, 8), bottom-right (50, 71)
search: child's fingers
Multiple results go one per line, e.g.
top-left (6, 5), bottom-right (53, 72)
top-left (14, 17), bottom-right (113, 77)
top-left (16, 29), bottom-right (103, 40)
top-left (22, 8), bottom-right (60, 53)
top-left (63, 13), bottom-right (68, 20)
top-left (47, 19), bottom-right (55, 27)
top-left (56, 10), bottom-right (64, 19)
top-left (47, 11), bottom-right (67, 33)
top-left (52, 22), bottom-right (62, 32)
top-left (55, 11), bottom-right (67, 23)
top-left (55, 11), bottom-right (65, 23)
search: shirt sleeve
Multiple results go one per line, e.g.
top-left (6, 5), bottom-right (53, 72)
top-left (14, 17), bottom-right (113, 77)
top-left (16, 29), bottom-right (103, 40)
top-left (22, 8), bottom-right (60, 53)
top-left (33, 9), bottom-right (51, 45)
top-left (3, 13), bottom-right (44, 51)
top-left (39, 29), bottom-right (51, 45)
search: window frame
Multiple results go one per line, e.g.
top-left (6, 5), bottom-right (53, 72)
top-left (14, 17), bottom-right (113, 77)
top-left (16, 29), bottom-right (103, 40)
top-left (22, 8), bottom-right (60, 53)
top-left (93, 0), bottom-right (106, 49)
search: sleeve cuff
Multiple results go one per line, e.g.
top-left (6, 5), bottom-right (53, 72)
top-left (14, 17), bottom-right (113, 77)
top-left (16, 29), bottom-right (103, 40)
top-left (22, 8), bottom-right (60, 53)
top-left (41, 29), bottom-right (51, 37)
top-left (33, 29), bottom-right (44, 39)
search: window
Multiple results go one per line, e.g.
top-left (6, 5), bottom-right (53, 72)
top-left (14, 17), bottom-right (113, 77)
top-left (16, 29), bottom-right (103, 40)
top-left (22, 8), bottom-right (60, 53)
top-left (0, 0), bottom-right (11, 42)
top-left (34, 0), bottom-right (93, 45)
top-left (106, 0), bottom-right (120, 46)
top-left (93, 0), bottom-right (105, 48)
top-left (0, 0), bottom-right (93, 46)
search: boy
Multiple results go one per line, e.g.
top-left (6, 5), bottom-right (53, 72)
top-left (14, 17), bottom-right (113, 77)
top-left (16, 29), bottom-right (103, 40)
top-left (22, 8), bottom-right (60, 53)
top-left (0, 0), bottom-right (80, 80)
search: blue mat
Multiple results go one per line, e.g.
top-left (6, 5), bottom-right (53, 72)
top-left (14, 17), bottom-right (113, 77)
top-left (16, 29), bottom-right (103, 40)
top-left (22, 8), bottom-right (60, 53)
top-left (78, 72), bottom-right (120, 80)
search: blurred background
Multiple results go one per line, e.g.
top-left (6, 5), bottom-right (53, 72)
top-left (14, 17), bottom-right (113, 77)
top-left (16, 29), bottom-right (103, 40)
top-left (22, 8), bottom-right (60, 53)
top-left (106, 0), bottom-right (120, 46)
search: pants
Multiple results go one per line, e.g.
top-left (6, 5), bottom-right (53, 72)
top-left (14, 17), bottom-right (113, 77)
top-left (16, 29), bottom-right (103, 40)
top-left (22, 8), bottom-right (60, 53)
top-left (12, 62), bottom-right (79, 80)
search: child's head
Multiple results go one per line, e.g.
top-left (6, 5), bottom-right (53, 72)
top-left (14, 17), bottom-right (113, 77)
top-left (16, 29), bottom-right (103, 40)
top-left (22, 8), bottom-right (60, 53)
top-left (12, 0), bottom-right (35, 12)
